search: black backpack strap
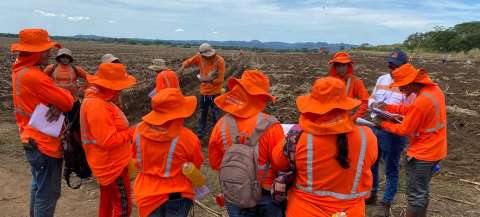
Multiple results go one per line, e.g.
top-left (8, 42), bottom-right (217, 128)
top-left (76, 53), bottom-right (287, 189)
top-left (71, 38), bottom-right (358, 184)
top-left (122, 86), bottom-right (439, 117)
top-left (283, 125), bottom-right (302, 172)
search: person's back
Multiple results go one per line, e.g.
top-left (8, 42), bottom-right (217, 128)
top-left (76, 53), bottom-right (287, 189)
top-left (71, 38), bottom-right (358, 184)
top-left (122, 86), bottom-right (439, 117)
top-left (272, 77), bottom-right (377, 217)
top-left (132, 88), bottom-right (203, 217)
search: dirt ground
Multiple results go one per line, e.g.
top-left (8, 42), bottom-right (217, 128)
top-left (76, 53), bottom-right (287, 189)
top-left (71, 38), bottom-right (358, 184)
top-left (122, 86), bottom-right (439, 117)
top-left (1, 37), bottom-right (479, 217)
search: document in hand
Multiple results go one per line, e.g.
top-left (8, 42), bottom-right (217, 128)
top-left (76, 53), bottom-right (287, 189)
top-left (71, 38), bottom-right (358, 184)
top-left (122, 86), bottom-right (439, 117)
top-left (28, 104), bottom-right (65, 138)
top-left (356, 118), bottom-right (376, 127)
top-left (371, 108), bottom-right (403, 123)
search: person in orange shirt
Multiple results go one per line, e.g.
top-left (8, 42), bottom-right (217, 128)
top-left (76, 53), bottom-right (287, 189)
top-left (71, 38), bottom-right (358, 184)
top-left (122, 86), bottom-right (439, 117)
top-left (208, 70), bottom-right (285, 217)
top-left (11, 28), bottom-right (74, 217)
top-left (80, 63), bottom-right (137, 217)
top-left (147, 59), bottom-right (180, 97)
top-left (132, 88), bottom-right (204, 217)
top-left (179, 43), bottom-right (225, 139)
top-left (328, 52), bottom-right (369, 120)
top-left (373, 63), bottom-right (447, 217)
top-left (272, 77), bottom-right (378, 217)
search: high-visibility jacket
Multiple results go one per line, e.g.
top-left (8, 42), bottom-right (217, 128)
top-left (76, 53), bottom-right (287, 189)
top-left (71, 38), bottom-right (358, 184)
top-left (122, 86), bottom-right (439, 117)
top-left (368, 74), bottom-right (416, 108)
top-left (132, 120), bottom-right (204, 217)
top-left (155, 69), bottom-right (179, 91)
top-left (208, 112), bottom-right (285, 190)
top-left (44, 64), bottom-right (88, 94)
top-left (272, 126), bottom-right (377, 217)
top-left (330, 68), bottom-right (370, 120)
top-left (80, 88), bottom-right (134, 186)
top-left (182, 54), bottom-right (225, 96)
top-left (382, 85), bottom-right (447, 161)
top-left (12, 65), bottom-right (74, 158)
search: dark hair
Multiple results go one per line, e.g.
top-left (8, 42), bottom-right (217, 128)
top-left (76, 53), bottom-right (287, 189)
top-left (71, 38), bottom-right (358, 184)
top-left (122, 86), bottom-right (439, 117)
top-left (336, 133), bottom-right (350, 169)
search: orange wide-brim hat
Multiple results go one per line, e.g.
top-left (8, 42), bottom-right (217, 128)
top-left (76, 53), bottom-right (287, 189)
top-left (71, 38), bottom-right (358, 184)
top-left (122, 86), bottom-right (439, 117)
top-left (11, 29), bottom-right (61, 53)
top-left (390, 63), bottom-right (436, 88)
top-left (226, 69), bottom-right (276, 103)
top-left (296, 77), bottom-right (361, 115)
top-left (328, 52), bottom-right (353, 64)
top-left (87, 63), bottom-right (137, 90)
top-left (142, 88), bottom-right (197, 126)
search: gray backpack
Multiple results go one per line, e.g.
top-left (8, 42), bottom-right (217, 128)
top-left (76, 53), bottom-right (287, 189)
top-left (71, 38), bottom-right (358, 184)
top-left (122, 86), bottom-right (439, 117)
top-left (219, 113), bottom-right (278, 208)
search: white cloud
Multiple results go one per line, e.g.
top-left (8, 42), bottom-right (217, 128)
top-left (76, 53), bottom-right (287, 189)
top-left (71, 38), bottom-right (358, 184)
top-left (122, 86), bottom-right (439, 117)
top-left (108, 20), bottom-right (117, 24)
top-left (212, 31), bottom-right (218, 34)
top-left (67, 16), bottom-right (91, 22)
top-left (34, 9), bottom-right (58, 17)
top-left (175, 28), bottom-right (185, 32)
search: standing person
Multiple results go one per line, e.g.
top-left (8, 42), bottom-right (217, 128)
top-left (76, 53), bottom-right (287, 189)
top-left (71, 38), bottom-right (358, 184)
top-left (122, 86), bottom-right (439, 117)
top-left (132, 88), bottom-right (204, 217)
top-left (80, 63), bottom-right (137, 217)
top-left (178, 43), bottom-right (225, 139)
top-left (366, 48), bottom-right (414, 216)
top-left (147, 59), bottom-right (180, 97)
top-left (373, 63), bottom-right (447, 217)
top-left (208, 70), bottom-right (285, 217)
top-left (272, 77), bottom-right (378, 217)
top-left (328, 52), bottom-right (370, 120)
top-left (11, 28), bottom-right (74, 217)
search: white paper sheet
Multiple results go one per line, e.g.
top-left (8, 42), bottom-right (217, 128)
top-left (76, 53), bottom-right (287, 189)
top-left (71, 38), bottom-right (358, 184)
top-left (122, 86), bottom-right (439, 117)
top-left (356, 118), bottom-right (376, 127)
top-left (28, 104), bottom-right (65, 138)
top-left (281, 124), bottom-right (295, 136)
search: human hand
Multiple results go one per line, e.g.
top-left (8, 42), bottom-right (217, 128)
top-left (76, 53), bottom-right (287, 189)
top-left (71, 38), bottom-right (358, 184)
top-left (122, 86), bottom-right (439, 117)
top-left (371, 102), bottom-right (386, 110)
top-left (46, 105), bottom-right (63, 122)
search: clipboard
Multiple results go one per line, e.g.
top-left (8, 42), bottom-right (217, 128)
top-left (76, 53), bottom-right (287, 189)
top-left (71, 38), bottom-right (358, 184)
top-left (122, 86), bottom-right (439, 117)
top-left (371, 108), bottom-right (403, 123)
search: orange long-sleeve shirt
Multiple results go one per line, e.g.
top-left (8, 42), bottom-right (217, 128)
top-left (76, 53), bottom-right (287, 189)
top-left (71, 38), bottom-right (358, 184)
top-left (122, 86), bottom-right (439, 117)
top-left (182, 54), bottom-right (225, 95)
top-left (132, 121), bottom-right (204, 217)
top-left (381, 85), bottom-right (447, 161)
top-left (12, 65), bottom-right (74, 158)
top-left (208, 112), bottom-right (285, 189)
top-left (155, 69), bottom-right (180, 91)
top-left (80, 88), bottom-right (134, 185)
top-left (272, 126), bottom-right (377, 217)
top-left (44, 64), bottom-right (89, 95)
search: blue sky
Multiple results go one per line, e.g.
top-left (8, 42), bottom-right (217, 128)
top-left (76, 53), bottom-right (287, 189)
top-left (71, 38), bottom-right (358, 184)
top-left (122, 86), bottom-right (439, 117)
top-left (2, 0), bottom-right (479, 45)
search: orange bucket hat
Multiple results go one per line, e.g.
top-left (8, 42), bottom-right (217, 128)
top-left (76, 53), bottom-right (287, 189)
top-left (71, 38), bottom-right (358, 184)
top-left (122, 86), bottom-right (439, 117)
top-left (226, 69), bottom-right (275, 103)
top-left (390, 63), bottom-right (435, 87)
top-left (142, 88), bottom-right (197, 126)
top-left (328, 52), bottom-right (353, 64)
top-left (11, 29), bottom-right (61, 53)
top-left (297, 77), bottom-right (361, 135)
top-left (296, 77), bottom-right (361, 115)
top-left (216, 70), bottom-right (274, 118)
top-left (87, 63), bottom-right (137, 90)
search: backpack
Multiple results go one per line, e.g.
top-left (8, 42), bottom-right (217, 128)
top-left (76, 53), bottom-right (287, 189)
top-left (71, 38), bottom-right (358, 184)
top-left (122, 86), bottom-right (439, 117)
top-left (218, 113), bottom-right (278, 208)
top-left (271, 124), bottom-right (302, 204)
top-left (62, 101), bottom-right (92, 189)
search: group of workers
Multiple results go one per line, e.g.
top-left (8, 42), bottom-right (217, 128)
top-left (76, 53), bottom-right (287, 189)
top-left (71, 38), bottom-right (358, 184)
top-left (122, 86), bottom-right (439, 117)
top-left (10, 28), bottom-right (447, 217)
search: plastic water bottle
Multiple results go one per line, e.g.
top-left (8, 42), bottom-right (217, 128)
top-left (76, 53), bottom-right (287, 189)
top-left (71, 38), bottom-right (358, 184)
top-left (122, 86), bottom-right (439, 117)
top-left (182, 162), bottom-right (209, 200)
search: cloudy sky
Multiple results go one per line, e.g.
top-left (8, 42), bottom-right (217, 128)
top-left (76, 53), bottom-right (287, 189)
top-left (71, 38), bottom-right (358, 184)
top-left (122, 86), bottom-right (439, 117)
top-left (2, 0), bottom-right (479, 45)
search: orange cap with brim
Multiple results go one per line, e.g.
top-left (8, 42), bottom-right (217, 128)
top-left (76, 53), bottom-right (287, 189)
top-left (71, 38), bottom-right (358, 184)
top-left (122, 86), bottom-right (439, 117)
top-left (11, 29), bottom-right (61, 53)
top-left (215, 85), bottom-right (269, 118)
top-left (390, 64), bottom-right (436, 88)
top-left (328, 52), bottom-right (353, 64)
top-left (142, 88), bottom-right (197, 126)
top-left (87, 63), bottom-right (136, 90)
top-left (226, 69), bottom-right (275, 103)
top-left (297, 77), bottom-right (361, 115)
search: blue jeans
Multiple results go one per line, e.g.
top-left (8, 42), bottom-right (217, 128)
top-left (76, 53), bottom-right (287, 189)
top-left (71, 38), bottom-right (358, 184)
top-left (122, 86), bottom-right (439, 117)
top-left (148, 198), bottom-right (193, 217)
top-left (25, 143), bottom-right (63, 217)
top-left (226, 193), bottom-right (284, 217)
top-left (371, 128), bottom-right (406, 204)
top-left (197, 95), bottom-right (222, 139)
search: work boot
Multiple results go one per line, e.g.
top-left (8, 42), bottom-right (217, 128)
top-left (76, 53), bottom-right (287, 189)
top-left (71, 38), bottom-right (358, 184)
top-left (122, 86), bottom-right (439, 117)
top-left (365, 194), bottom-right (377, 205)
top-left (380, 201), bottom-right (392, 217)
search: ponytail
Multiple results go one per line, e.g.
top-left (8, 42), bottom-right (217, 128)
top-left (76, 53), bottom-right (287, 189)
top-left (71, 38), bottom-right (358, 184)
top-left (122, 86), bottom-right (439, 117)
top-left (336, 133), bottom-right (350, 169)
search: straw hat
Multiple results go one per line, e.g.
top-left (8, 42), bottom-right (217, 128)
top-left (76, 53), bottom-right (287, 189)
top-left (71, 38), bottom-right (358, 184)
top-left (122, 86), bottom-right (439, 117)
top-left (328, 52), bottom-right (353, 64)
top-left (142, 88), bottom-right (197, 125)
top-left (101, 54), bottom-right (120, 63)
top-left (215, 70), bottom-right (274, 118)
top-left (11, 28), bottom-right (61, 53)
top-left (87, 63), bottom-right (136, 90)
top-left (55, 48), bottom-right (73, 62)
top-left (296, 77), bottom-right (361, 115)
top-left (148, 59), bottom-right (168, 71)
top-left (390, 64), bottom-right (435, 88)
top-left (198, 43), bottom-right (215, 57)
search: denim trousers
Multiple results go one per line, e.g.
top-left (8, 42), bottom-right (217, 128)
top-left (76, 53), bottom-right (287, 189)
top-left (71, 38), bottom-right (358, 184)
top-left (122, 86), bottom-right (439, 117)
top-left (197, 95), bottom-right (221, 139)
top-left (148, 198), bottom-right (193, 217)
top-left (25, 143), bottom-right (63, 217)
top-left (226, 193), bottom-right (284, 217)
top-left (370, 128), bottom-right (406, 203)
top-left (406, 158), bottom-right (438, 213)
